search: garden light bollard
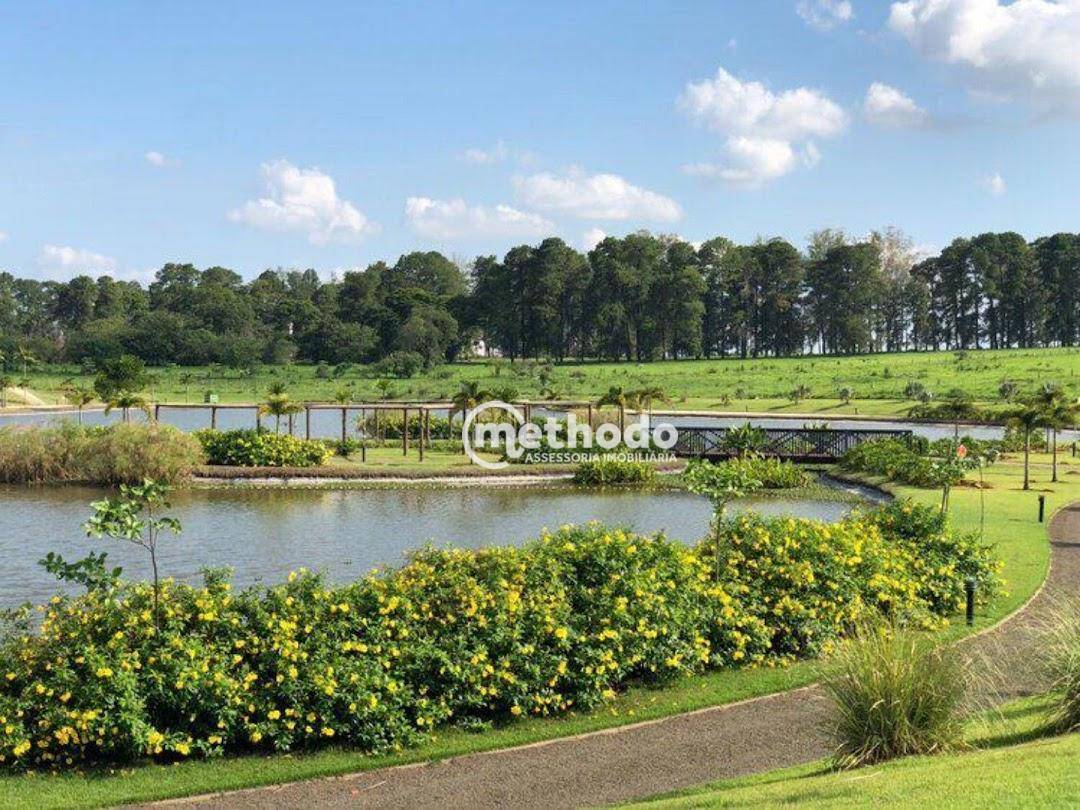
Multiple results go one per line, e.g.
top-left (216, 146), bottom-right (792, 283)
top-left (965, 578), bottom-right (976, 626)
top-left (1038, 494), bottom-right (1046, 523)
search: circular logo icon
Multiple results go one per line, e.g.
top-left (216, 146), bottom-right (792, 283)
top-left (461, 400), bottom-right (525, 470)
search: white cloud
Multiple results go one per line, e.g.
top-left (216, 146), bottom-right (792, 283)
top-left (144, 150), bottom-right (176, 167)
top-left (982, 171), bottom-right (1007, 196)
top-left (461, 141), bottom-right (537, 167)
top-left (37, 245), bottom-right (118, 278)
top-left (463, 141), bottom-right (510, 164)
top-left (889, 0), bottom-right (1080, 109)
top-left (582, 228), bottom-right (607, 251)
top-left (404, 197), bottom-right (554, 240)
top-left (514, 168), bottom-right (682, 221)
top-left (678, 67), bottom-right (848, 141)
top-left (228, 159), bottom-right (377, 245)
top-left (863, 82), bottom-right (930, 128)
top-left (0, 231), bottom-right (8, 244)
top-left (797, 0), bottom-right (854, 30)
top-left (678, 67), bottom-right (847, 187)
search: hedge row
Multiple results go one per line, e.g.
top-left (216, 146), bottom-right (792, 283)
top-left (0, 501), bottom-right (999, 770)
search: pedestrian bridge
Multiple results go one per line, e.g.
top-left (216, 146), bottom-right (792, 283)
top-left (671, 426), bottom-right (913, 462)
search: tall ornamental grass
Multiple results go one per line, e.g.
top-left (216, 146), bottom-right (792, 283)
top-left (1040, 599), bottom-right (1080, 732)
top-left (0, 423), bottom-right (202, 484)
top-left (821, 623), bottom-right (969, 769)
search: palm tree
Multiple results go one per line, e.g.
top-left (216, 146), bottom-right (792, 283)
top-left (1007, 402), bottom-right (1045, 491)
top-left (66, 385), bottom-right (96, 424)
top-left (451, 381), bottom-right (491, 452)
top-left (179, 372), bottom-right (195, 403)
top-left (16, 345), bottom-right (36, 375)
top-left (1041, 399), bottom-right (1077, 483)
top-left (0, 375), bottom-right (11, 408)
top-left (260, 394), bottom-right (303, 434)
top-left (1032, 382), bottom-right (1066, 449)
top-left (597, 386), bottom-right (638, 433)
top-left (633, 386), bottom-right (669, 418)
top-left (452, 381), bottom-right (491, 422)
top-left (104, 391), bottom-right (149, 424)
top-left (333, 387), bottom-right (352, 442)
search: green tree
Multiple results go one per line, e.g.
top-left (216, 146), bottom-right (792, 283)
top-left (1007, 402), bottom-right (1045, 490)
top-left (65, 385), bottom-right (96, 424)
top-left (84, 480), bottom-right (180, 626)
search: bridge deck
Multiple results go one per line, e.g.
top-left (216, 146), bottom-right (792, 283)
top-left (672, 426), bottom-right (912, 462)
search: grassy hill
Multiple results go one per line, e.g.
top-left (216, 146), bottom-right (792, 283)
top-left (9, 347), bottom-right (1080, 417)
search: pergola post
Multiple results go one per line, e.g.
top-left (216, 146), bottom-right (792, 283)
top-left (154, 404), bottom-right (161, 422)
top-left (305, 405), bottom-right (312, 440)
top-left (255, 408), bottom-right (262, 431)
top-left (211, 406), bottom-right (218, 430)
top-left (341, 406), bottom-right (347, 443)
top-left (587, 402), bottom-right (594, 429)
top-left (402, 406), bottom-right (409, 456)
top-left (419, 408), bottom-right (425, 462)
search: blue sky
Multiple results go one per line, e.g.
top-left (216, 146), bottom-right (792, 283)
top-left (1, 0), bottom-right (1078, 281)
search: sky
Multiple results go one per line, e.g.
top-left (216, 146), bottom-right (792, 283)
top-left (2, 0), bottom-right (1079, 282)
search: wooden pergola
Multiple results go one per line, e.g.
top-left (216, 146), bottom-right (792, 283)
top-left (153, 399), bottom-right (602, 462)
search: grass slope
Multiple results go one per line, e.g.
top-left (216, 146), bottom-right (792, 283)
top-left (0, 453), bottom-right (1071, 808)
top-left (9, 346), bottom-right (1080, 417)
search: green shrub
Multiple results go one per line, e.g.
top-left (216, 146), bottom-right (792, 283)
top-left (703, 502), bottom-right (1002, 659)
top-left (196, 429), bottom-right (331, 467)
top-left (573, 458), bottom-right (656, 485)
top-left (359, 413), bottom-right (453, 440)
top-left (712, 455), bottom-right (811, 489)
top-left (821, 623), bottom-right (968, 768)
top-left (1039, 599), bottom-right (1080, 732)
top-left (0, 422), bottom-right (201, 484)
top-left (840, 439), bottom-right (937, 486)
top-left (0, 525), bottom-right (766, 769)
top-left (859, 500), bottom-right (1002, 614)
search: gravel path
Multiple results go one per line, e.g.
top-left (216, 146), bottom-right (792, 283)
top-left (153, 502), bottom-right (1080, 810)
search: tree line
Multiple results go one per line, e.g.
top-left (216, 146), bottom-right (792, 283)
top-left (1, 228), bottom-right (1077, 370)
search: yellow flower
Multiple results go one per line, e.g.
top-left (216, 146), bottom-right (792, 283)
top-left (321, 726), bottom-right (335, 737)
top-left (510, 705), bottom-right (522, 716)
top-left (267, 710), bottom-right (281, 720)
top-left (95, 667), bottom-right (113, 679)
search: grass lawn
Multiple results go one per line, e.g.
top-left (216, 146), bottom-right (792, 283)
top-left (8, 346), bottom-right (1079, 418)
top-left (0, 452), bottom-right (1073, 808)
top-left (626, 697), bottom-right (1077, 809)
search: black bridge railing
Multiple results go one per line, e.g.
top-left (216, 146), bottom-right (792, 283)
top-left (671, 426), bottom-right (913, 462)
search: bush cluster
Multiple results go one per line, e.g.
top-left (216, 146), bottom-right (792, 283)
top-left (0, 423), bottom-right (201, 485)
top-left (0, 503), bottom-right (999, 770)
top-left (196, 429), bottom-right (332, 467)
top-left (707, 501), bottom-right (999, 659)
top-left (840, 439), bottom-right (939, 486)
top-left (573, 458), bottom-right (656, 485)
top-left (711, 455), bottom-right (812, 489)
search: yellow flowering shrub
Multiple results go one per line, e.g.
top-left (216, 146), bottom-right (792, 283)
top-left (0, 505), bottom-right (998, 770)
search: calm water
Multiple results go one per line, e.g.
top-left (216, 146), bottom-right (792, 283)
top-left (0, 484), bottom-right (852, 606)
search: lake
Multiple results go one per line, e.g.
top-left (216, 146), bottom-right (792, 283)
top-left (0, 484), bottom-right (855, 606)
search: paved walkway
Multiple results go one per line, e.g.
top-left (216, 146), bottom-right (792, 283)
top-left (158, 502), bottom-right (1080, 810)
